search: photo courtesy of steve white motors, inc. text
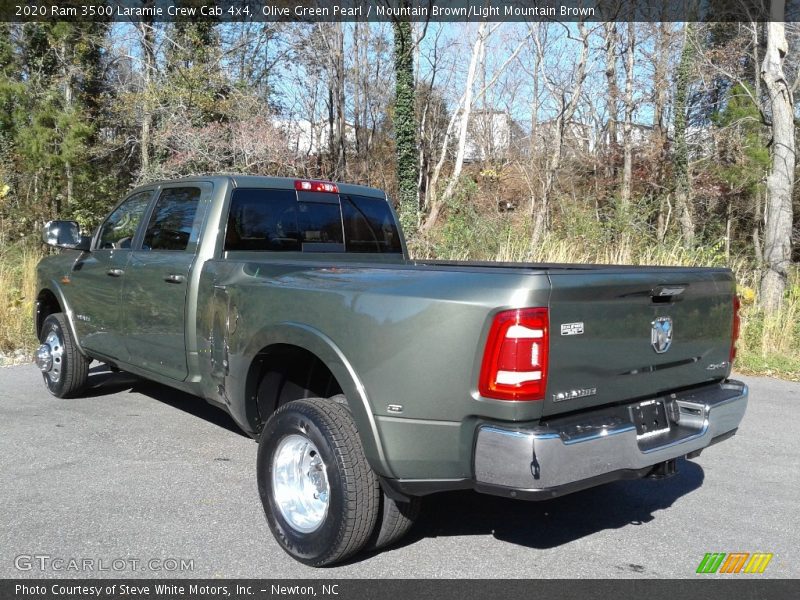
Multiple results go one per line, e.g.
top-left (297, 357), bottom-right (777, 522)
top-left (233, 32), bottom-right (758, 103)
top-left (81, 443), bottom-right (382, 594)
top-left (14, 583), bottom-right (340, 597)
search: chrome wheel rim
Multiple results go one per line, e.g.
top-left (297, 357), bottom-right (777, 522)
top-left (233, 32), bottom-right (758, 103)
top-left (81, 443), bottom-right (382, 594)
top-left (42, 330), bottom-right (64, 384)
top-left (272, 434), bottom-right (330, 533)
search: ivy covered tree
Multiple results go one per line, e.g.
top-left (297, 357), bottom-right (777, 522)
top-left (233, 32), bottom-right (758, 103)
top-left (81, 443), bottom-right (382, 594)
top-left (392, 18), bottom-right (418, 234)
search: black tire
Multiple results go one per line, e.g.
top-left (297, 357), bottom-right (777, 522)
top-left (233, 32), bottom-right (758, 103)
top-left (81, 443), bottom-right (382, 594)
top-left (257, 398), bottom-right (380, 566)
top-left (39, 313), bottom-right (90, 398)
top-left (369, 493), bottom-right (421, 550)
top-left (327, 394), bottom-right (420, 550)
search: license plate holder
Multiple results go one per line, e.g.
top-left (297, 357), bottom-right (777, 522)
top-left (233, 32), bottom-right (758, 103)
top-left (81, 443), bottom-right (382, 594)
top-left (631, 399), bottom-right (671, 438)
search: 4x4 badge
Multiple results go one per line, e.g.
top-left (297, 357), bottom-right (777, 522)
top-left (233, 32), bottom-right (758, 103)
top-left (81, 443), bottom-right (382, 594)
top-left (651, 316), bottom-right (673, 353)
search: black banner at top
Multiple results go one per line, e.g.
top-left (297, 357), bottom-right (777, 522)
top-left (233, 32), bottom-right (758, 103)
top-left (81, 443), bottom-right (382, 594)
top-left (0, 0), bottom-right (793, 23)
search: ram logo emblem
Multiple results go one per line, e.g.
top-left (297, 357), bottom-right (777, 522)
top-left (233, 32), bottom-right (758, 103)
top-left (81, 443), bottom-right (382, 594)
top-left (651, 316), bottom-right (673, 354)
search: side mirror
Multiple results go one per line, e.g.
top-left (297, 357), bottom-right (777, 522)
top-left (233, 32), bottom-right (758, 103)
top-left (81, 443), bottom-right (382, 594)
top-left (42, 220), bottom-right (91, 251)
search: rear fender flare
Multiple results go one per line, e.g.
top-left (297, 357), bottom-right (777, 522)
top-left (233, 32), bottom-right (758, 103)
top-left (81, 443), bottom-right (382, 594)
top-left (230, 321), bottom-right (395, 479)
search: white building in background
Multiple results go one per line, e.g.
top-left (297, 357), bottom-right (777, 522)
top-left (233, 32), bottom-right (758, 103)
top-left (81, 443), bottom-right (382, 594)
top-left (529, 120), bottom-right (656, 158)
top-left (463, 110), bottom-right (524, 163)
top-left (271, 118), bottom-right (357, 156)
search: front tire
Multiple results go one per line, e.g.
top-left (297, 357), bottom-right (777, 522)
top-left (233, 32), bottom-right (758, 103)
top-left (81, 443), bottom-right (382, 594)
top-left (38, 313), bottom-right (90, 398)
top-left (257, 398), bottom-right (380, 566)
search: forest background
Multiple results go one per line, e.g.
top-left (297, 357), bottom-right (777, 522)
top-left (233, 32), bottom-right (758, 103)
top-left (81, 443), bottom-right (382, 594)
top-left (1, 14), bottom-right (799, 377)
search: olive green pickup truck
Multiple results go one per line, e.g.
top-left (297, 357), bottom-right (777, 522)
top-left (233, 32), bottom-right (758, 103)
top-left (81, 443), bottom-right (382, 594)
top-left (35, 175), bottom-right (747, 566)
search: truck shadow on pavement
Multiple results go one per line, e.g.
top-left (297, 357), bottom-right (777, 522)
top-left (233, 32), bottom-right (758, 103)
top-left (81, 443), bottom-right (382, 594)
top-left (400, 460), bottom-right (704, 552)
top-left (83, 364), bottom-right (249, 437)
top-left (80, 365), bottom-right (705, 553)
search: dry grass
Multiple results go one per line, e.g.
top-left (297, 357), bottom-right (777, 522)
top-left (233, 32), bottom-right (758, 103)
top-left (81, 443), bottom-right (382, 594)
top-left (0, 248), bottom-right (40, 358)
top-left (1, 234), bottom-right (798, 379)
top-left (412, 229), bottom-right (800, 381)
top-left (735, 281), bottom-right (800, 380)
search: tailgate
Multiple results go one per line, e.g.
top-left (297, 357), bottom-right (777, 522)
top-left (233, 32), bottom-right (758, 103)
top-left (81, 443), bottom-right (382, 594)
top-left (544, 268), bottom-right (735, 417)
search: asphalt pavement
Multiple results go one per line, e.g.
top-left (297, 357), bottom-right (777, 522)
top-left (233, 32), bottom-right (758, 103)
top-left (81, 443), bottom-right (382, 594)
top-left (0, 364), bottom-right (797, 578)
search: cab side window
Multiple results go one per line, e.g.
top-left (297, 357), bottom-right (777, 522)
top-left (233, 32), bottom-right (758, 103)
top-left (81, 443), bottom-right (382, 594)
top-left (97, 191), bottom-right (153, 249)
top-left (143, 187), bottom-right (201, 251)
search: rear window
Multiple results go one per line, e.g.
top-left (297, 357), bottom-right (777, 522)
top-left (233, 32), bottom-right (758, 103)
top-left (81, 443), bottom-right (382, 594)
top-left (224, 188), bottom-right (401, 254)
top-left (341, 194), bottom-right (403, 253)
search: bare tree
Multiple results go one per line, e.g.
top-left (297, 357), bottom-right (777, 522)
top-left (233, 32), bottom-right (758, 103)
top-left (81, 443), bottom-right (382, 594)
top-left (603, 22), bottom-right (620, 178)
top-left (760, 1), bottom-right (795, 312)
top-left (672, 23), bottom-right (696, 248)
top-left (136, 18), bottom-right (156, 179)
top-left (421, 23), bottom-right (525, 231)
top-left (317, 23), bottom-right (347, 179)
top-left (531, 22), bottom-right (591, 245)
top-left (423, 23), bottom-right (490, 231)
top-left (649, 22), bottom-right (677, 242)
top-left (752, 21), bottom-right (764, 267)
top-left (439, 23), bottom-right (488, 206)
top-left (620, 20), bottom-right (636, 219)
top-left (413, 23), bottom-right (462, 216)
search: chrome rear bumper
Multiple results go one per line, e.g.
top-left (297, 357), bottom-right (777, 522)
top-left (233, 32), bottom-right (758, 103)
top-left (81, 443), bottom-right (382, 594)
top-left (473, 380), bottom-right (748, 495)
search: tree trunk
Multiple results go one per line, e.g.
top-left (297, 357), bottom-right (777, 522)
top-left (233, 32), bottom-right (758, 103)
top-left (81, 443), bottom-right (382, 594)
top-left (422, 23), bottom-right (487, 232)
top-left (652, 22), bottom-right (672, 234)
top-left (657, 194), bottom-right (672, 243)
top-left (425, 96), bottom-right (463, 228)
top-left (760, 6), bottom-right (795, 313)
top-left (61, 39), bottom-right (74, 206)
top-left (603, 22), bottom-right (619, 178)
top-left (531, 22), bottom-right (589, 246)
top-left (320, 23), bottom-right (346, 180)
top-left (672, 23), bottom-right (696, 248)
top-left (529, 26), bottom-right (541, 218)
top-left (754, 184), bottom-right (764, 265)
top-left (326, 23), bottom-right (346, 180)
top-left (752, 21), bottom-right (765, 269)
top-left (137, 19), bottom-right (155, 177)
top-left (334, 25), bottom-right (346, 179)
top-left (440, 23), bottom-right (487, 211)
top-left (393, 17), bottom-right (419, 234)
top-left (620, 21), bottom-right (635, 220)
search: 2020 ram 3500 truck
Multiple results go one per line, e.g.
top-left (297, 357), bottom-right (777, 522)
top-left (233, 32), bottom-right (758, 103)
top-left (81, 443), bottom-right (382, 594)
top-left (35, 175), bottom-right (748, 566)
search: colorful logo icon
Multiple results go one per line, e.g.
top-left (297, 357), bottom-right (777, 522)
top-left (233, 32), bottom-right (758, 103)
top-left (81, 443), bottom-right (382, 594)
top-left (696, 552), bottom-right (773, 574)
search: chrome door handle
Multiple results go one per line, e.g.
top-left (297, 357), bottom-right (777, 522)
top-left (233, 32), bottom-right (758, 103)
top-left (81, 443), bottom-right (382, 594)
top-left (106, 268), bottom-right (125, 277)
top-left (164, 274), bottom-right (186, 284)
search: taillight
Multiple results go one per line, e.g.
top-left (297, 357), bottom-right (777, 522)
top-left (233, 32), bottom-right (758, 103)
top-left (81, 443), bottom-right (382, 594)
top-left (479, 308), bottom-right (549, 401)
top-left (294, 179), bottom-right (339, 193)
top-left (730, 294), bottom-right (741, 364)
